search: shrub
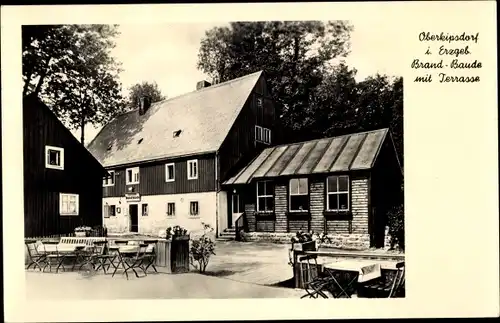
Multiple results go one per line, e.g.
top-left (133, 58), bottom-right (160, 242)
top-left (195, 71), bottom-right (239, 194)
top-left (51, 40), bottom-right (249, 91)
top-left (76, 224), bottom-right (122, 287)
top-left (166, 225), bottom-right (188, 240)
top-left (387, 204), bottom-right (405, 251)
top-left (189, 223), bottom-right (216, 273)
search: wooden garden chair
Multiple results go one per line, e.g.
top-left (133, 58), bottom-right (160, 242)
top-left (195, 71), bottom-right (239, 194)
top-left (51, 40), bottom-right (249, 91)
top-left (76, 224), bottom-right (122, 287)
top-left (299, 254), bottom-right (334, 299)
top-left (141, 239), bottom-right (158, 274)
top-left (92, 240), bottom-right (116, 274)
top-left (122, 243), bottom-right (149, 279)
top-left (358, 261), bottom-right (405, 298)
top-left (25, 240), bottom-right (46, 271)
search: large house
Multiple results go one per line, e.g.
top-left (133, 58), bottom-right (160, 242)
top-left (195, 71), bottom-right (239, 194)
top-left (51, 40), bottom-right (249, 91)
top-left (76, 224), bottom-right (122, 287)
top-left (87, 71), bottom-right (278, 237)
top-left (23, 95), bottom-right (107, 237)
top-left (223, 128), bottom-right (403, 249)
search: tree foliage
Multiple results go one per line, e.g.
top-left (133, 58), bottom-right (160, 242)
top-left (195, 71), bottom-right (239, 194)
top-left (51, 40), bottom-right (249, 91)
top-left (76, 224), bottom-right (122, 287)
top-left (197, 21), bottom-right (403, 165)
top-left (22, 24), bottom-right (126, 144)
top-left (127, 81), bottom-right (166, 109)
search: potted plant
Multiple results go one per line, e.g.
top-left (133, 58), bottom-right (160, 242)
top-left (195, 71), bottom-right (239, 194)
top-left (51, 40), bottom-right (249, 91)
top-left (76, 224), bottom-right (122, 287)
top-left (74, 226), bottom-right (92, 237)
top-left (290, 231), bottom-right (317, 252)
top-left (166, 225), bottom-right (190, 241)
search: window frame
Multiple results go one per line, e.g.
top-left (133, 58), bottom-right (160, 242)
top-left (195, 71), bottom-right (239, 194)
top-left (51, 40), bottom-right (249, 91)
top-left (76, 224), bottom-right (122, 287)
top-left (165, 163), bottom-right (175, 182)
top-left (103, 170), bottom-right (115, 187)
top-left (126, 167), bottom-right (140, 185)
top-left (142, 203), bottom-right (148, 216)
top-left (166, 202), bottom-right (176, 216)
top-left (189, 201), bottom-right (199, 216)
top-left (255, 125), bottom-right (271, 145)
top-left (45, 145), bottom-right (64, 170)
top-left (289, 178), bottom-right (310, 212)
top-left (326, 175), bottom-right (350, 211)
top-left (256, 180), bottom-right (274, 213)
top-left (60, 193), bottom-right (79, 216)
top-left (187, 159), bottom-right (198, 180)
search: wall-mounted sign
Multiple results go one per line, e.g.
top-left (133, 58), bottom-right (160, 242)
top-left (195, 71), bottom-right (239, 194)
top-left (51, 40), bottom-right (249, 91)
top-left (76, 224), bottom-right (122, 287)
top-left (125, 192), bottom-right (141, 202)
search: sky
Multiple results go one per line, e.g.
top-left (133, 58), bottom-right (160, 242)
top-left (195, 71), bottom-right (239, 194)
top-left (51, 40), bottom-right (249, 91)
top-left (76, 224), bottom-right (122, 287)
top-left (72, 20), bottom-right (402, 144)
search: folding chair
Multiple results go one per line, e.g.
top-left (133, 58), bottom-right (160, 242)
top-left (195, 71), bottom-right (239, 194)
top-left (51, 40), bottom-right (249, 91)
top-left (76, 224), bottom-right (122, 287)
top-left (42, 241), bottom-right (65, 273)
top-left (93, 241), bottom-right (116, 274)
top-left (299, 255), bottom-right (333, 299)
top-left (358, 261), bottom-right (405, 298)
top-left (141, 240), bottom-right (158, 274)
top-left (25, 240), bottom-right (46, 271)
top-left (122, 243), bottom-right (149, 279)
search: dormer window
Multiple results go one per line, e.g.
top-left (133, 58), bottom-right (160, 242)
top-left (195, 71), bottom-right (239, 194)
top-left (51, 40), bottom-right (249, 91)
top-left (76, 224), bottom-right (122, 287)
top-left (173, 130), bottom-right (182, 138)
top-left (107, 143), bottom-right (113, 151)
top-left (45, 145), bottom-right (64, 170)
top-left (137, 138), bottom-right (143, 144)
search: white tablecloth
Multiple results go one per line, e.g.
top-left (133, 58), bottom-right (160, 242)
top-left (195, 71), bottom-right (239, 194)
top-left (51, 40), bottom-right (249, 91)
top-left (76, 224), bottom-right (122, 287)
top-left (323, 260), bottom-right (382, 283)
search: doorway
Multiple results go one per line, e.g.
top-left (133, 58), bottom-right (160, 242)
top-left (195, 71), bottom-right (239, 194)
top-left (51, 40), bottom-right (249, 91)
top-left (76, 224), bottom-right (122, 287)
top-left (230, 193), bottom-right (242, 228)
top-left (129, 204), bottom-right (138, 233)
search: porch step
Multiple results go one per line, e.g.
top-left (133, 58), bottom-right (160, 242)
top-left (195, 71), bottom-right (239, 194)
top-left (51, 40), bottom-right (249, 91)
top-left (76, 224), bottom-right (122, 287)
top-left (217, 228), bottom-right (236, 240)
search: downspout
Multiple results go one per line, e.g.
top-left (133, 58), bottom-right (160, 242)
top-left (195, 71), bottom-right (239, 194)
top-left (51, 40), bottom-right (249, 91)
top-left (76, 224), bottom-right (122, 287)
top-left (215, 151), bottom-right (219, 238)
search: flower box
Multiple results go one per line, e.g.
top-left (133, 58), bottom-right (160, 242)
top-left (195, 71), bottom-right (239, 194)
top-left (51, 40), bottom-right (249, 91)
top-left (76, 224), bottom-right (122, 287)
top-left (172, 235), bottom-right (190, 241)
top-left (75, 231), bottom-right (87, 237)
top-left (292, 240), bottom-right (317, 252)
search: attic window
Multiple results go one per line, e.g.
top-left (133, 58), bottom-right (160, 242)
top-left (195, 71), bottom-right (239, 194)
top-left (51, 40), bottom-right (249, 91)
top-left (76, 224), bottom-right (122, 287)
top-left (137, 138), bottom-right (144, 144)
top-left (173, 130), bottom-right (182, 138)
top-left (107, 143), bottom-right (113, 151)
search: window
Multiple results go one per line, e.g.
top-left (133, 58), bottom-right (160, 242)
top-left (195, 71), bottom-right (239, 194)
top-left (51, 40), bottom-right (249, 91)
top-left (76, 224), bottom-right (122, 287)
top-left (142, 204), bottom-right (148, 216)
top-left (126, 167), bottom-right (140, 184)
top-left (103, 170), bottom-right (115, 187)
top-left (232, 194), bottom-right (242, 214)
top-left (166, 202), bottom-right (175, 216)
top-left (326, 175), bottom-right (350, 211)
top-left (190, 201), bottom-right (199, 216)
top-left (45, 146), bottom-right (64, 170)
top-left (165, 163), bottom-right (175, 182)
top-left (255, 125), bottom-right (271, 144)
top-left (60, 193), bottom-right (79, 216)
top-left (289, 178), bottom-right (309, 212)
top-left (187, 159), bottom-right (198, 180)
top-left (256, 181), bottom-right (274, 213)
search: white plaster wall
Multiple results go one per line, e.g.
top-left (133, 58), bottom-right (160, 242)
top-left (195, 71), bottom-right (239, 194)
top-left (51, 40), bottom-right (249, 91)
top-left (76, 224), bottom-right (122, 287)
top-left (103, 192), bottom-right (217, 236)
top-left (217, 191), bottom-right (228, 235)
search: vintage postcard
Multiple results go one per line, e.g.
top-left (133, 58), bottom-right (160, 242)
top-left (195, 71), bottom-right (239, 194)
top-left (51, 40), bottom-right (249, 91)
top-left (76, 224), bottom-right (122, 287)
top-left (1, 1), bottom-right (498, 322)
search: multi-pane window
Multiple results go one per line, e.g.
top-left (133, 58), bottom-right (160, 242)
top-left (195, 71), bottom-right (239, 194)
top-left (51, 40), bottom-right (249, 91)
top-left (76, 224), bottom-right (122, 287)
top-left (166, 202), bottom-right (175, 216)
top-left (45, 146), bottom-right (64, 170)
top-left (187, 160), bottom-right (198, 180)
top-left (60, 193), bottom-right (79, 216)
top-left (103, 170), bottom-right (115, 187)
top-left (165, 163), bottom-right (175, 182)
top-left (289, 178), bottom-right (309, 212)
top-left (232, 194), bottom-right (242, 214)
top-left (256, 181), bottom-right (274, 213)
top-left (103, 204), bottom-right (116, 218)
top-left (126, 167), bottom-right (140, 184)
top-left (190, 201), bottom-right (199, 216)
top-left (142, 204), bottom-right (148, 216)
top-left (326, 175), bottom-right (350, 211)
top-left (255, 125), bottom-right (271, 144)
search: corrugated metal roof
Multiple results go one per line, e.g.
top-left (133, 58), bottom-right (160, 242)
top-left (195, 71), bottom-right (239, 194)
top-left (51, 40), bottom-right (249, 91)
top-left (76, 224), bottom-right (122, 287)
top-left (87, 71), bottom-right (263, 167)
top-left (224, 128), bottom-right (389, 185)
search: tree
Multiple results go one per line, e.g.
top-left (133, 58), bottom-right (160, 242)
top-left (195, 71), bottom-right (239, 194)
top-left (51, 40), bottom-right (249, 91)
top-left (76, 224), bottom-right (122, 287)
top-left (127, 81), bottom-right (166, 109)
top-left (22, 25), bottom-right (126, 144)
top-left (197, 21), bottom-right (354, 143)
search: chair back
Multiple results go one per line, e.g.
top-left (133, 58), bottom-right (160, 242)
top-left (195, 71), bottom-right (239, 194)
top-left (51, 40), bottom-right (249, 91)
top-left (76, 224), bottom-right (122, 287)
top-left (92, 240), bottom-right (107, 256)
top-left (114, 240), bottom-right (128, 246)
top-left (388, 262), bottom-right (405, 298)
top-left (298, 254), bottom-right (319, 285)
top-left (134, 243), bottom-right (149, 259)
top-left (41, 241), bottom-right (59, 256)
top-left (144, 240), bottom-right (157, 253)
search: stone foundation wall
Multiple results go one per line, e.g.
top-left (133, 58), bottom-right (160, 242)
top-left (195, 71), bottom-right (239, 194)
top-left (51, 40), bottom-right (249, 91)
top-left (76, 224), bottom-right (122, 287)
top-left (240, 232), bottom-right (371, 250)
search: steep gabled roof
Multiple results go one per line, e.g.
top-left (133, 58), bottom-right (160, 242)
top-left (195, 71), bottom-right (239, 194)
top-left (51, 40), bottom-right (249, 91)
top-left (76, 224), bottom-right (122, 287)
top-left (224, 128), bottom-right (392, 185)
top-left (87, 71), bottom-right (263, 168)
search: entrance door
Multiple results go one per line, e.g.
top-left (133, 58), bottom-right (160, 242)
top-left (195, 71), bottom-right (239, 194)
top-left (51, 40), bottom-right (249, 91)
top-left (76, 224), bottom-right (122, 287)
top-left (230, 194), bottom-right (242, 228)
top-left (129, 204), bottom-right (138, 233)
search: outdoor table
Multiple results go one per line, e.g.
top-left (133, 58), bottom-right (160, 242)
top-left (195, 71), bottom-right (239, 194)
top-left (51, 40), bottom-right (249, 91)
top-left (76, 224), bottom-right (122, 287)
top-left (323, 260), bottom-right (382, 298)
top-left (41, 243), bottom-right (86, 273)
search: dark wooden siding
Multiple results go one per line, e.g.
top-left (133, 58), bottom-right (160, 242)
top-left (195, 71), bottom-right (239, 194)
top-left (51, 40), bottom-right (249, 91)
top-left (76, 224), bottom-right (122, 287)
top-left (103, 154), bottom-right (216, 197)
top-left (23, 96), bottom-right (105, 237)
top-left (218, 74), bottom-right (279, 182)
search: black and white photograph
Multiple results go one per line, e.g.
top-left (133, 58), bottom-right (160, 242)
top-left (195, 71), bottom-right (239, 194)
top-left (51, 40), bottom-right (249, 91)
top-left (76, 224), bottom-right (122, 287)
top-left (2, 1), bottom-right (498, 321)
top-left (21, 20), bottom-right (405, 300)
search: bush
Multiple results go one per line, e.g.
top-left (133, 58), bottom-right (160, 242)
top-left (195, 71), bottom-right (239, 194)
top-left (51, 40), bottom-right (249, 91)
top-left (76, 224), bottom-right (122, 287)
top-left (387, 204), bottom-right (404, 251)
top-left (166, 225), bottom-right (188, 240)
top-left (189, 223), bottom-right (216, 273)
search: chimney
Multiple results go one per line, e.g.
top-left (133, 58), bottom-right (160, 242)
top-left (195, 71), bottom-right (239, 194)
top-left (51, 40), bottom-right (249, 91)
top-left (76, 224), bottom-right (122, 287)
top-left (196, 80), bottom-right (211, 90)
top-left (138, 96), bottom-right (151, 116)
